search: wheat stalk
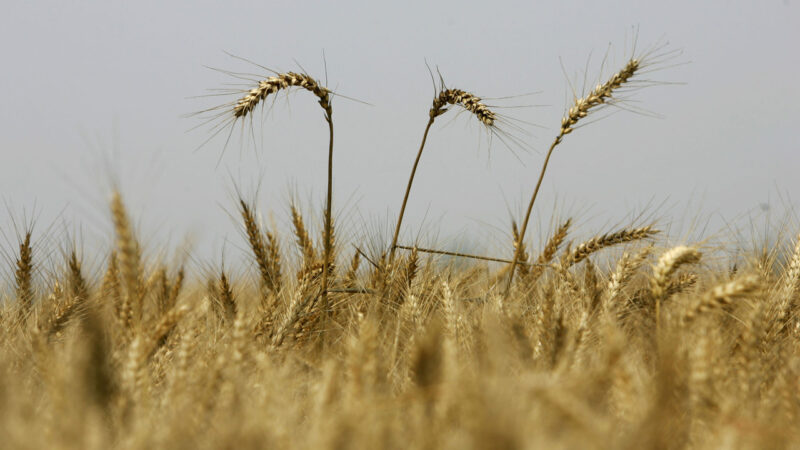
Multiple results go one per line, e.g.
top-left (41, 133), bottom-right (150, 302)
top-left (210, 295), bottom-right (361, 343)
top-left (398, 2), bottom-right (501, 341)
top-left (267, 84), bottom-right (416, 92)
top-left (506, 44), bottom-right (670, 294)
top-left (223, 68), bottom-right (335, 338)
top-left (395, 244), bottom-right (535, 266)
top-left (387, 84), bottom-right (499, 271)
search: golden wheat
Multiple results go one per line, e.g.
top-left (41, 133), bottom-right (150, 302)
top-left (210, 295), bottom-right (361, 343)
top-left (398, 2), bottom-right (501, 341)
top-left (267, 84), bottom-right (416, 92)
top-left (6, 39), bottom-right (800, 450)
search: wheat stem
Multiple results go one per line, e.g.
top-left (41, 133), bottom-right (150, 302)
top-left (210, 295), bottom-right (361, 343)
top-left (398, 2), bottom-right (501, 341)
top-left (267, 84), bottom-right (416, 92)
top-left (231, 70), bottom-right (334, 343)
top-left (505, 57), bottom-right (642, 296)
top-left (395, 244), bottom-right (539, 266)
top-left (388, 117), bottom-right (436, 270)
top-left (389, 87), bottom-right (498, 271)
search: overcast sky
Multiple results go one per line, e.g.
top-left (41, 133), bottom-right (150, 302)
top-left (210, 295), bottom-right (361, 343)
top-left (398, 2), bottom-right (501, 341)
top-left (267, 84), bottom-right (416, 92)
top-left (1, 0), bottom-right (799, 265)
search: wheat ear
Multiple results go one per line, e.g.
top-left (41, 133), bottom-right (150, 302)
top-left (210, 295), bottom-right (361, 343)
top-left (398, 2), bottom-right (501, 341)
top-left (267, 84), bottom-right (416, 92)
top-left (528, 218), bottom-right (573, 282)
top-left (290, 204), bottom-right (317, 271)
top-left (651, 246), bottom-right (702, 300)
top-left (101, 251), bottom-right (123, 329)
top-left (110, 191), bottom-right (142, 336)
top-left (683, 275), bottom-right (761, 323)
top-left (239, 199), bottom-right (281, 296)
top-left (233, 72), bottom-right (331, 119)
top-left (344, 250), bottom-right (361, 288)
top-left (506, 56), bottom-right (647, 294)
top-left (651, 245), bottom-right (702, 332)
top-left (773, 234), bottom-right (800, 327)
top-left (606, 245), bottom-right (653, 304)
top-left (782, 234), bottom-right (800, 297)
top-left (168, 266), bottom-right (185, 306)
top-left (511, 221), bottom-right (531, 277)
top-left (43, 250), bottom-right (91, 337)
top-left (216, 269), bottom-right (237, 323)
top-left (14, 231), bottom-right (34, 310)
top-left (562, 226), bottom-right (658, 269)
top-left (265, 231), bottom-right (282, 296)
top-left (388, 86), bottom-right (498, 270)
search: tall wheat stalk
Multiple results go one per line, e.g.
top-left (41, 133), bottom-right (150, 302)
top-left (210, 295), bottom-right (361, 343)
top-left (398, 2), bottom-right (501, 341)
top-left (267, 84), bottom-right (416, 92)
top-left (225, 71), bottom-right (335, 326)
top-left (388, 86), bottom-right (498, 271)
top-left (505, 42), bottom-right (674, 295)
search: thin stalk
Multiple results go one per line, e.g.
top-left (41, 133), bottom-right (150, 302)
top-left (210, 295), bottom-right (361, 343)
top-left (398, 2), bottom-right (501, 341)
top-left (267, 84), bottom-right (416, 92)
top-left (504, 56), bottom-right (644, 296)
top-left (388, 117), bottom-right (436, 269)
top-left (321, 112), bottom-right (334, 323)
top-left (504, 134), bottom-right (563, 296)
top-left (395, 244), bottom-right (543, 266)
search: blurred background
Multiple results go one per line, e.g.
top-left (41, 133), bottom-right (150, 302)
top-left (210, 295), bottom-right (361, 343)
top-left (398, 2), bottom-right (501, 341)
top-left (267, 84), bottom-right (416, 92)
top-left (1, 0), bottom-right (798, 266)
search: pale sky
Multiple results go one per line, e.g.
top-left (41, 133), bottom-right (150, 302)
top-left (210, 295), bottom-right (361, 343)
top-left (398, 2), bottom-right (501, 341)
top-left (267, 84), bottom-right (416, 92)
top-left (1, 0), bottom-right (799, 266)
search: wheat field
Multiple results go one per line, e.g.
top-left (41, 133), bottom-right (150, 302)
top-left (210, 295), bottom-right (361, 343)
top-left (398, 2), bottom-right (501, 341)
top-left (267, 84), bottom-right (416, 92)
top-left (2, 41), bottom-right (799, 450)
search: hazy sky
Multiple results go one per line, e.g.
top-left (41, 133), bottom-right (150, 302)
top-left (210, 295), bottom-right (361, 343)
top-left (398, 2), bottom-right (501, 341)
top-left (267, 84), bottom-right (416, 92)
top-left (1, 0), bottom-right (799, 263)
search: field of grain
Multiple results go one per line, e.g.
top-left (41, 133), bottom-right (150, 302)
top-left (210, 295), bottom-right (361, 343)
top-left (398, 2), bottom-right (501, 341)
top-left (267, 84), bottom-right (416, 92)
top-left (2, 39), bottom-right (799, 449)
